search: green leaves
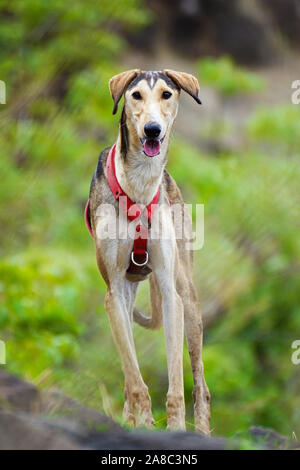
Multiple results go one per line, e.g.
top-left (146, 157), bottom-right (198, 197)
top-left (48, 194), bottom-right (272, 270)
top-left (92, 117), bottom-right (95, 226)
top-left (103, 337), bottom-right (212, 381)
top-left (198, 56), bottom-right (264, 96)
top-left (0, 253), bottom-right (86, 375)
top-left (247, 105), bottom-right (300, 149)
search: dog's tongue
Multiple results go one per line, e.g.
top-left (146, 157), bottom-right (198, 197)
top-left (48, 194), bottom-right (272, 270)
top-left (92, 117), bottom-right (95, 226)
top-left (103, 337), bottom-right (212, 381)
top-left (143, 139), bottom-right (161, 157)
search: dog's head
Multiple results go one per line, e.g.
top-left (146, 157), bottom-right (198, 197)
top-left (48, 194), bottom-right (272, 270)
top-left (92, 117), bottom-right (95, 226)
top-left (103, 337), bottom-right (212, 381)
top-left (109, 69), bottom-right (201, 157)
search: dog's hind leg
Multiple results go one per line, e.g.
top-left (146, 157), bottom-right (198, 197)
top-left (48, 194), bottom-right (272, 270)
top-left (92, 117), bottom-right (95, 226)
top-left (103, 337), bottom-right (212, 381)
top-left (174, 201), bottom-right (210, 435)
top-left (105, 278), bottom-right (154, 428)
top-left (153, 267), bottom-right (185, 430)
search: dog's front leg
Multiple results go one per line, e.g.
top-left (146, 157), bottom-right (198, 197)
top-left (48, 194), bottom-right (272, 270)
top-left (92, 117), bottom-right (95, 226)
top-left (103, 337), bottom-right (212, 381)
top-left (154, 268), bottom-right (185, 430)
top-left (105, 279), bottom-right (154, 428)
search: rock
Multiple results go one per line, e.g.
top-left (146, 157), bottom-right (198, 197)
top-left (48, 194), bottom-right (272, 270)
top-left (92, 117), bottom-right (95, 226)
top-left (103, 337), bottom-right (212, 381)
top-left (0, 407), bottom-right (228, 450)
top-left (0, 370), bottom-right (122, 433)
top-left (40, 388), bottom-right (123, 433)
top-left (0, 409), bottom-right (79, 450)
top-left (86, 430), bottom-right (227, 450)
top-left (0, 370), bottom-right (39, 412)
top-left (0, 371), bottom-right (298, 450)
top-left (250, 426), bottom-right (299, 450)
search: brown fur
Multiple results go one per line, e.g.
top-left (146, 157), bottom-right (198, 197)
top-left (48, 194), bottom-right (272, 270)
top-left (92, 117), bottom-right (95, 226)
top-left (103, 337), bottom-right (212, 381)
top-left (164, 69), bottom-right (202, 104)
top-left (109, 69), bottom-right (140, 114)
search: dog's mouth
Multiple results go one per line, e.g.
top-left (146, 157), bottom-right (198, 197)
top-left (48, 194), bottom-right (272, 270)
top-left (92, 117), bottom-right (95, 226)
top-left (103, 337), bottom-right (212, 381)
top-left (140, 137), bottom-right (164, 157)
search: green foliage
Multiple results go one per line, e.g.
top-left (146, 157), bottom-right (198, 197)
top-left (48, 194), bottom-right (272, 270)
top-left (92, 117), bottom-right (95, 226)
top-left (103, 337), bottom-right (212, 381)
top-left (246, 105), bottom-right (300, 150)
top-left (198, 56), bottom-right (264, 96)
top-left (0, 252), bottom-right (85, 376)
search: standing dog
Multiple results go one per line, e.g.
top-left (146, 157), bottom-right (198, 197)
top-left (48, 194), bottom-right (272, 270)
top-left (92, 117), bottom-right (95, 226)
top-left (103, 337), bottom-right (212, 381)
top-left (86, 69), bottom-right (210, 433)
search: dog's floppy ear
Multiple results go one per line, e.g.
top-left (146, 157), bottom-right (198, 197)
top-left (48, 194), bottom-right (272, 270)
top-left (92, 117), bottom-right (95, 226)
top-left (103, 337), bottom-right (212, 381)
top-left (109, 69), bottom-right (140, 114)
top-left (163, 69), bottom-right (201, 104)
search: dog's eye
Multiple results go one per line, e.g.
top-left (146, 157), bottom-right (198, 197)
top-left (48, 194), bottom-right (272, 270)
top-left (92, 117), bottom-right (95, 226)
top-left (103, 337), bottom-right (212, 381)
top-left (132, 91), bottom-right (142, 100)
top-left (162, 91), bottom-right (172, 99)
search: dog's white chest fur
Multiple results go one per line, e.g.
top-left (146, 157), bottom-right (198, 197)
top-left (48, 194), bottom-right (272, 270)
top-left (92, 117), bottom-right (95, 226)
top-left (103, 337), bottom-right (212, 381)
top-left (115, 145), bottom-right (164, 206)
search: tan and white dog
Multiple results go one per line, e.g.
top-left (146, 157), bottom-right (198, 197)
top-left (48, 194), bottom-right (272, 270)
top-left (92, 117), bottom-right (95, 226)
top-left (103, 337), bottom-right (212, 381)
top-left (87, 69), bottom-right (210, 433)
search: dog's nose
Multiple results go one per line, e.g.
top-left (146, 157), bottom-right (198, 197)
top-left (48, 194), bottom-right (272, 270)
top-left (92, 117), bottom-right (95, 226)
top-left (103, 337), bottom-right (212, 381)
top-left (144, 122), bottom-right (161, 139)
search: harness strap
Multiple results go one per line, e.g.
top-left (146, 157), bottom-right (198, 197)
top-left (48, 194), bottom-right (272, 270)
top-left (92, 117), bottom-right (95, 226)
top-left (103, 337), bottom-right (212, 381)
top-left (106, 143), bottom-right (160, 274)
top-left (85, 199), bottom-right (94, 238)
top-left (85, 144), bottom-right (175, 276)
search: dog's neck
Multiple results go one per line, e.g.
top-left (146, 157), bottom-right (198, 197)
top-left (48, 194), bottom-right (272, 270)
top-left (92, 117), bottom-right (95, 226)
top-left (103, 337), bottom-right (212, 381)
top-left (114, 121), bottom-right (170, 206)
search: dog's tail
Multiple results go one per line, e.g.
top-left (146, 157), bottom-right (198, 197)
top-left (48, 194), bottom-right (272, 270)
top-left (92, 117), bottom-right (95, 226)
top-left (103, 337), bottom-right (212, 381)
top-left (133, 308), bottom-right (162, 330)
top-left (133, 274), bottom-right (163, 330)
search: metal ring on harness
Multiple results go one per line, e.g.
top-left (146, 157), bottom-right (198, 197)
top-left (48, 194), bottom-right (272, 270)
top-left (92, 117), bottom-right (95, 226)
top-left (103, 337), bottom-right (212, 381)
top-left (131, 251), bottom-right (149, 267)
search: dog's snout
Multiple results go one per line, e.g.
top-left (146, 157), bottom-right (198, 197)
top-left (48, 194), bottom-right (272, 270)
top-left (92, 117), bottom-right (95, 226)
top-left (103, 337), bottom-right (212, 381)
top-left (144, 122), bottom-right (161, 139)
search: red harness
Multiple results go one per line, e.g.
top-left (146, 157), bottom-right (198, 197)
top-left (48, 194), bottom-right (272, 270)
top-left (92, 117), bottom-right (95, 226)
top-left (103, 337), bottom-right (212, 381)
top-left (85, 144), bottom-right (160, 276)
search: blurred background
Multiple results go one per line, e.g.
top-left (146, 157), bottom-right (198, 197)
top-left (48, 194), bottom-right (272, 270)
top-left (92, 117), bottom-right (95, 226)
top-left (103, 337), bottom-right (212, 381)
top-left (0, 0), bottom-right (299, 441)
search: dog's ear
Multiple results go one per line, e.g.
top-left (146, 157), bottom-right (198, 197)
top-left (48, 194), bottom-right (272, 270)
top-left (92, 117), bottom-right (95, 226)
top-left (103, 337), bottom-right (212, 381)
top-left (109, 69), bottom-right (140, 114)
top-left (163, 69), bottom-right (201, 104)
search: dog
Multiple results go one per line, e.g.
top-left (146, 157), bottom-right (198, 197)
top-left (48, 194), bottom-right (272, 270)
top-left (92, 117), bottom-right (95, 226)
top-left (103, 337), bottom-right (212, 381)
top-left (86, 69), bottom-right (210, 433)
